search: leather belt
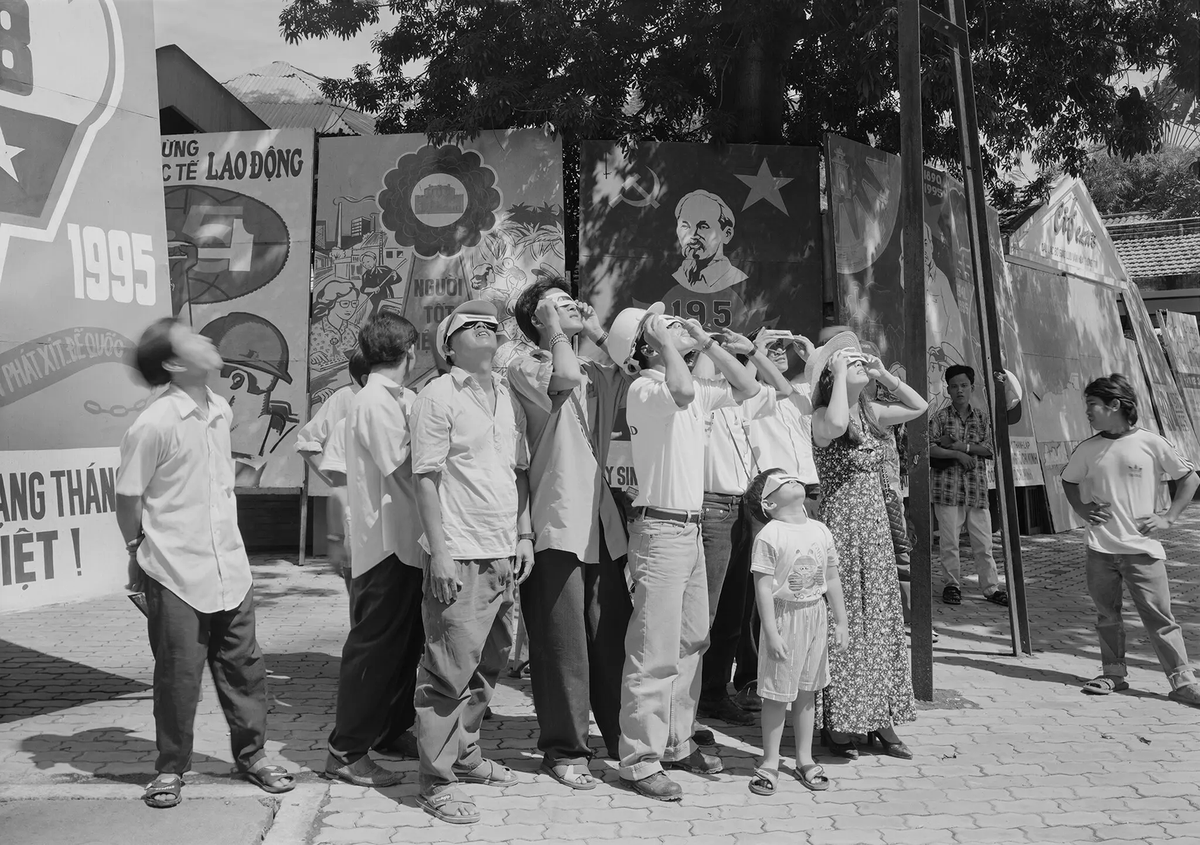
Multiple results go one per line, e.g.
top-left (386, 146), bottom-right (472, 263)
top-left (634, 506), bottom-right (702, 525)
top-left (703, 492), bottom-right (743, 505)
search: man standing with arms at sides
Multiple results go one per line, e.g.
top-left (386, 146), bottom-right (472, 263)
top-left (603, 304), bottom-right (760, 801)
top-left (324, 312), bottom-right (425, 787)
top-left (928, 365), bottom-right (1009, 607)
top-left (507, 278), bottom-right (632, 790)
top-left (694, 330), bottom-right (796, 732)
top-left (1062, 374), bottom-right (1200, 707)
top-left (410, 300), bottom-right (534, 824)
top-left (116, 318), bottom-right (295, 810)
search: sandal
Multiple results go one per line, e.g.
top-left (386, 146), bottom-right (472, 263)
top-left (237, 761), bottom-right (295, 794)
top-left (142, 773), bottom-right (182, 809)
top-left (539, 761), bottom-right (598, 790)
top-left (418, 788), bottom-right (480, 825)
top-left (986, 589), bottom-right (1010, 607)
top-left (1081, 675), bottom-right (1129, 695)
top-left (942, 584), bottom-right (962, 605)
top-left (749, 766), bottom-right (778, 796)
top-left (796, 763), bottom-right (830, 792)
top-left (456, 758), bottom-right (516, 785)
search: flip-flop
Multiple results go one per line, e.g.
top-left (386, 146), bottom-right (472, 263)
top-left (749, 766), bottom-right (778, 796)
top-left (456, 758), bottom-right (516, 785)
top-left (143, 773), bottom-right (182, 809)
top-left (796, 763), bottom-right (830, 792)
top-left (418, 789), bottom-right (480, 825)
top-left (539, 761), bottom-right (598, 790)
top-left (237, 762), bottom-right (296, 794)
top-left (1081, 675), bottom-right (1129, 696)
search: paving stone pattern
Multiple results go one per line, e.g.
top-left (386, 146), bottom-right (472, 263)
top-left (2, 515), bottom-right (1199, 844)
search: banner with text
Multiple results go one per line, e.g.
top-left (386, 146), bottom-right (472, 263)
top-left (163, 129), bottom-right (314, 489)
top-left (0, 1), bottom-right (169, 612)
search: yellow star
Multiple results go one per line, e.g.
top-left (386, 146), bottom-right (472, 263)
top-left (736, 159), bottom-right (793, 215)
top-left (0, 123), bottom-right (24, 183)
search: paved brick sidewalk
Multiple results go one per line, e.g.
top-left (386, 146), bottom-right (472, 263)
top-left (2, 515), bottom-right (1199, 844)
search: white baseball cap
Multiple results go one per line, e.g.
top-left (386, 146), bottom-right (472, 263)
top-left (603, 301), bottom-right (666, 374)
top-left (435, 300), bottom-right (500, 358)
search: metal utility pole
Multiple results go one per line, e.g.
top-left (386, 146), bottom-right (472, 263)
top-left (898, 0), bottom-right (1033, 661)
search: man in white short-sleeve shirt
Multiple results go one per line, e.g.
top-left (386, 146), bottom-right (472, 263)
top-left (409, 300), bottom-right (534, 824)
top-left (603, 303), bottom-right (760, 801)
top-left (325, 312), bottom-right (426, 788)
top-left (116, 318), bottom-right (293, 808)
top-left (1061, 373), bottom-right (1200, 708)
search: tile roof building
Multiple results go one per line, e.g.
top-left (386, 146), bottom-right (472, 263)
top-left (1104, 215), bottom-right (1200, 316)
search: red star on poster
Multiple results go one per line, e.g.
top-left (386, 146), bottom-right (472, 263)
top-left (736, 159), bottom-right (793, 215)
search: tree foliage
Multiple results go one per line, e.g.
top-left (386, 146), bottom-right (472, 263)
top-left (280, 0), bottom-right (1200, 221)
top-left (1082, 146), bottom-right (1200, 220)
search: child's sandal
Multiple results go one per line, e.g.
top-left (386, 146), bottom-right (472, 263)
top-left (749, 766), bottom-right (778, 796)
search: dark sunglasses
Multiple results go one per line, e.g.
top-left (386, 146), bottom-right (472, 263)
top-left (458, 320), bottom-right (496, 332)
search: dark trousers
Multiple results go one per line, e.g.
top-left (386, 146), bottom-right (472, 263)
top-left (732, 572), bottom-right (761, 693)
top-left (145, 578), bottom-right (267, 775)
top-left (521, 543), bottom-right (631, 765)
top-left (699, 498), bottom-right (751, 703)
top-left (415, 558), bottom-right (514, 793)
top-left (328, 555), bottom-right (425, 764)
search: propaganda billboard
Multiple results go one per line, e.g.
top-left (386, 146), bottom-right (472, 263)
top-left (163, 129), bottom-right (315, 489)
top-left (579, 141), bottom-right (824, 495)
top-left (0, 1), bottom-right (170, 611)
top-left (310, 130), bottom-right (564, 409)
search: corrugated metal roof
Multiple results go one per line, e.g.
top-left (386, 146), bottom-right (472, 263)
top-left (222, 61), bottom-right (375, 135)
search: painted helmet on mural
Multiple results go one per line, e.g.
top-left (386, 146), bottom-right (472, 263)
top-left (604, 302), bottom-right (666, 375)
top-left (199, 312), bottom-right (293, 384)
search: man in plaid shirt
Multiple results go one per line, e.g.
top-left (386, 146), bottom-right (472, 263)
top-left (928, 365), bottom-right (1009, 607)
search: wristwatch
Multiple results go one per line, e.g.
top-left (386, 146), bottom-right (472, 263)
top-left (518, 532), bottom-right (536, 542)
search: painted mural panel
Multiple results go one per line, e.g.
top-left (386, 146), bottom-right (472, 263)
top-left (0, 1), bottom-right (170, 611)
top-left (163, 129), bottom-right (314, 489)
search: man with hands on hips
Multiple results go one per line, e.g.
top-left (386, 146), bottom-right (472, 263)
top-left (409, 299), bottom-right (534, 825)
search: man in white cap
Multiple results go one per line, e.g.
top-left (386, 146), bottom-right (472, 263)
top-left (409, 300), bottom-right (534, 824)
top-left (603, 303), bottom-right (760, 801)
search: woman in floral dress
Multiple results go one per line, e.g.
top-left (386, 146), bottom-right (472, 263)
top-left (809, 332), bottom-right (928, 759)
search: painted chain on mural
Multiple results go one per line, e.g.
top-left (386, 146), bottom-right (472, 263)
top-left (309, 130), bottom-right (564, 419)
top-left (0, 0), bottom-right (170, 611)
top-left (162, 129), bottom-right (314, 489)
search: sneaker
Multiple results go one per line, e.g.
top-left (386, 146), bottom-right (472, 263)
top-left (732, 683), bottom-right (763, 712)
top-left (697, 696), bottom-right (756, 726)
top-left (1168, 683), bottom-right (1200, 709)
top-left (942, 584), bottom-right (962, 605)
top-left (665, 748), bottom-right (723, 775)
top-left (622, 771), bottom-right (682, 801)
top-left (323, 753), bottom-right (401, 787)
top-left (373, 729), bottom-right (418, 760)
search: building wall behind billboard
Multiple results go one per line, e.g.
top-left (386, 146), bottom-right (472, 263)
top-left (0, 1), bottom-right (170, 611)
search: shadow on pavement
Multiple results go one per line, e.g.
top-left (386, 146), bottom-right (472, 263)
top-left (0, 640), bottom-right (151, 724)
top-left (17, 727), bottom-right (227, 784)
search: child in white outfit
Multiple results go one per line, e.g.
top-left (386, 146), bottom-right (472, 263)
top-left (744, 468), bottom-right (849, 795)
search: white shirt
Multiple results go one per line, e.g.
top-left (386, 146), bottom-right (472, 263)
top-left (750, 518), bottom-right (838, 603)
top-left (627, 370), bottom-right (736, 510)
top-left (294, 384), bottom-right (358, 453)
top-left (1061, 428), bottom-right (1193, 559)
top-left (410, 367), bottom-right (530, 560)
top-left (748, 382), bottom-right (818, 484)
top-left (704, 406), bottom-right (757, 496)
top-left (116, 386), bottom-right (252, 613)
top-left (319, 418), bottom-right (348, 477)
top-left (346, 373), bottom-right (421, 574)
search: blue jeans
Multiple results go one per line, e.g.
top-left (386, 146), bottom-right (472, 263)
top-left (617, 517), bottom-right (708, 780)
top-left (1085, 549), bottom-right (1197, 690)
top-left (698, 496), bottom-right (750, 704)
